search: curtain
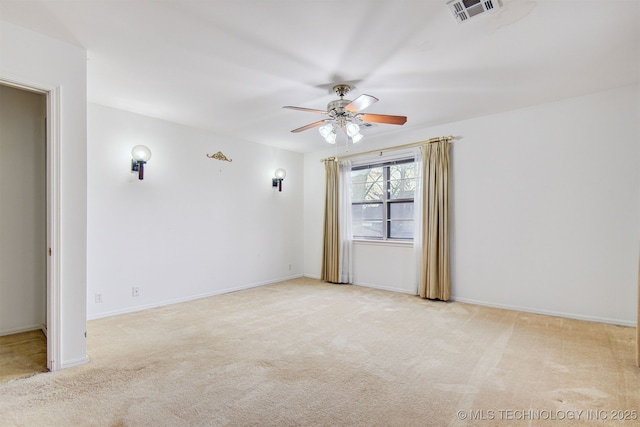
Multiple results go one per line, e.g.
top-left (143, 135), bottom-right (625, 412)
top-left (416, 141), bottom-right (451, 300)
top-left (321, 159), bottom-right (352, 284)
top-left (413, 147), bottom-right (424, 295)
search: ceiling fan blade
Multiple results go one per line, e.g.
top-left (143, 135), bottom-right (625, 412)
top-left (291, 120), bottom-right (328, 133)
top-left (283, 106), bottom-right (327, 114)
top-left (345, 94), bottom-right (378, 112)
top-left (359, 113), bottom-right (407, 125)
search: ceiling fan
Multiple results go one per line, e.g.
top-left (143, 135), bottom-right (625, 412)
top-left (283, 84), bottom-right (407, 144)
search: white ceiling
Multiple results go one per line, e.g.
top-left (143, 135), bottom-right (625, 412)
top-left (1, 0), bottom-right (638, 153)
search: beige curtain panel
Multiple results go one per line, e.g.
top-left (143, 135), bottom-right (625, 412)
top-left (418, 141), bottom-right (451, 301)
top-left (321, 160), bottom-right (340, 283)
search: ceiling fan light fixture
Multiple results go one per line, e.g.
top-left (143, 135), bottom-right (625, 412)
top-left (319, 123), bottom-right (337, 144)
top-left (284, 84), bottom-right (407, 145)
top-left (346, 122), bottom-right (360, 137)
top-left (319, 123), bottom-right (333, 138)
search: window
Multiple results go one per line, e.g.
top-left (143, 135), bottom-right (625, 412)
top-left (351, 159), bottom-right (416, 240)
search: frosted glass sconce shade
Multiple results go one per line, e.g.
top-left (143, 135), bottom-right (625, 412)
top-left (273, 168), bottom-right (286, 192)
top-left (131, 145), bottom-right (152, 162)
top-left (274, 168), bottom-right (286, 180)
top-left (131, 145), bottom-right (152, 180)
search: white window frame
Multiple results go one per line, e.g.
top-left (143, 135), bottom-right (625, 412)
top-left (351, 157), bottom-right (416, 241)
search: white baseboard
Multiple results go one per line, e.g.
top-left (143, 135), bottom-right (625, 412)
top-left (59, 356), bottom-right (89, 370)
top-left (87, 275), bottom-right (304, 321)
top-left (301, 276), bottom-right (418, 296)
top-left (348, 282), bottom-right (635, 327)
top-left (302, 276), bottom-right (418, 296)
top-left (450, 296), bottom-right (636, 327)
top-left (87, 276), bottom-right (635, 328)
top-left (352, 281), bottom-right (418, 295)
top-left (0, 324), bottom-right (43, 337)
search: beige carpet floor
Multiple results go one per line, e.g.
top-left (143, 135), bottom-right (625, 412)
top-left (0, 278), bottom-right (638, 426)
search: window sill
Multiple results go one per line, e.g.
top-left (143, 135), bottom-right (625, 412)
top-left (352, 239), bottom-right (414, 248)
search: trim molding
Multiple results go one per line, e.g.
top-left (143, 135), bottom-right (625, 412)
top-left (352, 282), bottom-right (417, 295)
top-left (0, 325), bottom-right (44, 337)
top-left (88, 274), bottom-right (636, 328)
top-left (60, 357), bottom-right (89, 369)
top-left (451, 296), bottom-right (636, 327)
top-left (353, 239), bottom-right (413, 248)
top-left (87, 275), bottom-right (304, 321)
top-left (0, 77), bottom-right (62, 372)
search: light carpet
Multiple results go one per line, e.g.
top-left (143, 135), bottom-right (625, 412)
top-left (0, 278), bottom-right (638, 426)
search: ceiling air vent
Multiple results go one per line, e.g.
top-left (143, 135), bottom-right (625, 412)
top-left (446, 0), bottom-right (502, 23)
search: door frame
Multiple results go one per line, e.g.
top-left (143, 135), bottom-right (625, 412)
top-left (0, 77), bottom-right (61, 372)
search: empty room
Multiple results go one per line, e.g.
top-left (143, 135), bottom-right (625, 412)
top-left (0, 1), bottom-right (639, 426)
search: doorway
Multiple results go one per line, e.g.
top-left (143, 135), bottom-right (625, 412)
top-left (0, 83), bottom-right (48, 380)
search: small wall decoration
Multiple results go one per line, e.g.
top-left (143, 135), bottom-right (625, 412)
top-left (206, 151), bottom-right (232, 162)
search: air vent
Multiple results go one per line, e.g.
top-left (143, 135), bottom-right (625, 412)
top-left (446, 0), bottom-right (502, 23)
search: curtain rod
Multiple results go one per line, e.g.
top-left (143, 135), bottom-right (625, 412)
top-left (320, 135), bottom-right (454, 162)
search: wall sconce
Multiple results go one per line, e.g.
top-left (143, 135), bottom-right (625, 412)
top-left (272, 168), bottom-right (286, 192)
top-left (131, 145), bottom-right (152, 180)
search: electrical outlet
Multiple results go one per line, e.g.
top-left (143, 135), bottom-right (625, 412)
top-left (132, 287), bottom-right (140, 297)
top-left (95, 293), bottom-right (103, 303)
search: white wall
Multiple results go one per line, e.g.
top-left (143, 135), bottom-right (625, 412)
top-left (0, 21), bottom-right (88, 368)
top-left (352, 241), bottom-right (416, 294)
top-left (304, 85), bottom-right (640, 326)
top-left (87, 104), bottom-right (303, 319)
